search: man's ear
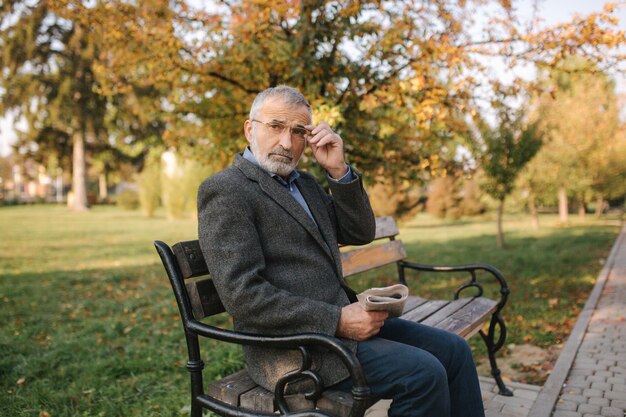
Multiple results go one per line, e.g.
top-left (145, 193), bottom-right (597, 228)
top-left (244, 120), bottom-right (253, 144)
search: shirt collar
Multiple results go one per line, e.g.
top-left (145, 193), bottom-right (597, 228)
top-left (243, 147), bottom-right (300, 186)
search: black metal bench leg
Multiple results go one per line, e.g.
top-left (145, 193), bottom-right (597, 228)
top-left (479, 313), bottom-right (513, 397)
top-left (188, 358), bottom-right (205, 417)
top-left (190, 401), bottom-right (202, 417)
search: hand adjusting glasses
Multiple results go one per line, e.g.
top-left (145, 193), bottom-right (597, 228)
top-left (251, 119), bottom-right (310, 143)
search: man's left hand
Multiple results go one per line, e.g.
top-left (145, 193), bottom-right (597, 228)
top-left (306, 122), bottom-right (348, 179)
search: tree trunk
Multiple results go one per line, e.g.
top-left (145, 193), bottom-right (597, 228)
top-left (99, 172), bottom-right (108, 201)
top-left (497, 198), bottom-right (505, 248)
top-left (595, 195), bottom-right (604, 218)
top-left (56, 167), bottom-right (63, 203)
top-left (578, 193), bottom-right (586, 219)
top-left (558, 187), bottom-right (568, 223)
top-left (528, 192), bottom-right (540, 230)
top-left (13, 165), bottom-right (23, 202)
top-left (69, 130), bottom-right (88, 211)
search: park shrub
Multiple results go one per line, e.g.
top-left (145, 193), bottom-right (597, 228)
top-left (426, 176), bottom-right (462, 219)
top-left (181, 158), bottom-right (216, 217)
top-left (138, 156), bottom-right (161, 217)
top-left (459, 178), bottom-right (485, 216)
top-left (426, 176), bottom-right (487, 219)
top-left (367, 178), bottom-right (425, 220)
top-left (368, 180), bottom-right (403, 216)
top-left (161, 150), bottom-right (215, 219)
top-left (161, 157), bottom-right (186, 219)
top-left (116, 189), bottom-right (140, 210)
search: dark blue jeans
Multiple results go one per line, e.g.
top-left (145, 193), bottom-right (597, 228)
top-left (332, 318), bottom-right (485, 417)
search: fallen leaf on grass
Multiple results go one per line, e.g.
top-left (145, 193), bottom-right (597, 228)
top-left (17, 377), bottom-right (25, 385)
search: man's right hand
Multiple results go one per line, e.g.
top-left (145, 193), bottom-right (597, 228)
top-left (336, 303), bottom-right (389, 341)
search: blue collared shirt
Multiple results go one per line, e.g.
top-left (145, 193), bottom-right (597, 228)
top-left (242, 147), bottom-right (353, 222)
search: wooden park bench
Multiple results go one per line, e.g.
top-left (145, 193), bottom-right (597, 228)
top-left (154, 216), bottom-right (512, 417)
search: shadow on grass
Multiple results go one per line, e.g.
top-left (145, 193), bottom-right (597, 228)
top-left (0, 263), bottom-right (241, 417)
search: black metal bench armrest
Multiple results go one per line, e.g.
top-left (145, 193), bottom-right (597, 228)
top-left (398, 261), bottom-right (510, 309)
top-left (398, 260), bottom-right (514, 397)
top-left (186, 320), bottom-right (370, 417)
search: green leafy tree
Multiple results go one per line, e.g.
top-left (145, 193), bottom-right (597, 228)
top-left (531, 58), bottom-right (621, 221)
top-left (476, 108), bottom-right (542, 247)
top-left (1, 1), bottom-right (167, 210)
top-left (516, 154), bottom-right (558, 229)
top-left (598, 131), bottom-right (626, 213)
top-left (0, 1), bottom-right (109, 210)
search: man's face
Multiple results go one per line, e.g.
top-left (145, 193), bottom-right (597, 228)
top-left (244, 97), bottom-right (311, 178)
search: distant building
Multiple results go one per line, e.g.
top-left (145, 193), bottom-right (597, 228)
top-left (0, 156), bottom-right (65, 204)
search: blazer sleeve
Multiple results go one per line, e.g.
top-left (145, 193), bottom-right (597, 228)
top-left (197, 176), bottom-right (343, 336)
top-left (325, 168), bottom-right (376, 246)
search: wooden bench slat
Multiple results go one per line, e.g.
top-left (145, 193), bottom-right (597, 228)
top-left (341, 240), bottom-right (406, 277)
top-left (285, 393), bottom-right (316, 412)
top-left (400, 299), bottom-right (449, 322)
top-left (186, 277), bottom-right (226, 319)
top-left (173, 240), bottom-right (207, 279)
top-left (206, 369), bottom-right (257, 406)
top-left (239, 386), bottom-right (276, 413)
top-left (436, 297), bottom-right (498, 339)
top-left (419, 297), bottom-right (475, 328)
top-left (339, 216), bottom-right (399, 248)
top-left (403, 296), bottom-right (429, 314)
top-left (317, 389), bottom-right (356, 417)
top-left (373, 216), bottom-right (399, 240)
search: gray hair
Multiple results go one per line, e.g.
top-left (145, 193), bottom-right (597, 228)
top-left (249, 85), bottom-right (312, 120)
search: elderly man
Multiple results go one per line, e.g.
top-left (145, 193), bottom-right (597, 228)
top-left (197, 85), bottom-right (485, 417)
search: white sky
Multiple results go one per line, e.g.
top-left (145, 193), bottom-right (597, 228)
top-left (1, 0), bottom-right (624, 157)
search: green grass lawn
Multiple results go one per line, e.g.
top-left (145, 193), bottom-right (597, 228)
top-left (0, 205), bottom-right (621, 416)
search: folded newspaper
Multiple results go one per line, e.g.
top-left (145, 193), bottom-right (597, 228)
top-left (356, 284), bottom-right (409, 318)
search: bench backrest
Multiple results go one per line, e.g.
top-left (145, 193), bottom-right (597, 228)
top-left (171, 216), bottom-right (405, 320)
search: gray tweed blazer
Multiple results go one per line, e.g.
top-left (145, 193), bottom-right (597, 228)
top-left (197, 153), bottom-right (376, 391)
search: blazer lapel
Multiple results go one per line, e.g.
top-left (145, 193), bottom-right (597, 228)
top-left (296, 175), bottom-right (342, 265)
top-left (233, 155), bottom-right (334, 261)
top-left (297, 174), bottom-right (355, 296)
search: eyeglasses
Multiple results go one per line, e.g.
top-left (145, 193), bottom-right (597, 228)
top-left (251, 119), bottom-right (310, 142)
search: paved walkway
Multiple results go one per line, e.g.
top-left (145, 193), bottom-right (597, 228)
top-left (530, 224), bottom-right (626, 417)
top-left (481, 377), bottom-right (541, 417)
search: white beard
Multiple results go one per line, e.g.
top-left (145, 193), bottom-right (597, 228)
top-left (251, 133), bottom-right (299, 177)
